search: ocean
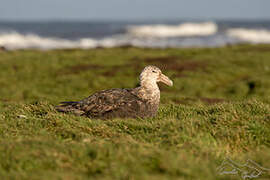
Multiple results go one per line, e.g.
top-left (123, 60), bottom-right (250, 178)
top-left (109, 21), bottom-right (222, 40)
top-left (0, 20), bottom-right (270, 50)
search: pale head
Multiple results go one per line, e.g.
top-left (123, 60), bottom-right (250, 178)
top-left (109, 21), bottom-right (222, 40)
top-left (139, 65), bottom-right (173, 87)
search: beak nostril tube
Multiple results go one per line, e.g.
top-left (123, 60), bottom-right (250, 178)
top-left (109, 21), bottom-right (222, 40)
top-left (159, 73), bottom-right (173, 86)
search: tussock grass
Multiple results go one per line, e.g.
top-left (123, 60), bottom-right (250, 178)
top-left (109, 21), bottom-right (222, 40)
top-left (0, 44), bottom-right (270, 179)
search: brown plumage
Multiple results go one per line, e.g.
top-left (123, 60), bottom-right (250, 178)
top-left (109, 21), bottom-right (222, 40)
top-left (56, 65), bottom-right (173, 119)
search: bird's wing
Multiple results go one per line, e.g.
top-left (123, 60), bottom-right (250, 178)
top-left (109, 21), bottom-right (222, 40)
top-left (75, 88), bottom-right (144, 118)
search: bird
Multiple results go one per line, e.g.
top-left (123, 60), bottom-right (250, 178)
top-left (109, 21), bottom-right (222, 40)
top-left (55, 65), bottom-right (173, 119)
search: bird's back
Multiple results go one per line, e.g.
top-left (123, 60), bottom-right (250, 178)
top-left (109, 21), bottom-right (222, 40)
top-left (56, 88), bottom-right (159, 119)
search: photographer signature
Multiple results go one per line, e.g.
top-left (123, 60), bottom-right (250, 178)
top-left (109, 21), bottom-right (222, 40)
top-left (217, 158), bottom-right (270, 179)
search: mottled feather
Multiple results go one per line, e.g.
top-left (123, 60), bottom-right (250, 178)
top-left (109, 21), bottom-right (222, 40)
top-left (56, 65), bottom-right (173, 119)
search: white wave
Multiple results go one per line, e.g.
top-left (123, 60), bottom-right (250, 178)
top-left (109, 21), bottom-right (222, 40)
top-left (0, 28), bottom-right (255, 50)
top-left (0, 32), bottom-right (100, 50)
top-left (126, 22), bottom-right (217, 37)
top-left (227, 28), bottom-right (270, 43)
top-left (0, 31), bottom-right (137, 50)
top-left (0, 31), bottom-right (173, 50)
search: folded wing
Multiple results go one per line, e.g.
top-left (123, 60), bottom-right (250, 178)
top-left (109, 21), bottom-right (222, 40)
top-left (56, 88), bottom-right (146, 119)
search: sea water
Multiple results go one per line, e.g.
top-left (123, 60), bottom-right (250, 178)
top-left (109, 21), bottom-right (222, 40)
top-left (0, 20), bottom-right (270, 50)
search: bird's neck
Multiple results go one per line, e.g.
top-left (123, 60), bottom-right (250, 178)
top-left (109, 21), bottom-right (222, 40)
top-left (138, 80), bottom-right (160, 102)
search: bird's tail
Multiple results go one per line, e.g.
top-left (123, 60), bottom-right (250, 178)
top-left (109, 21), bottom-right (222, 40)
top-left (55, 101), bottom-right (84, 115)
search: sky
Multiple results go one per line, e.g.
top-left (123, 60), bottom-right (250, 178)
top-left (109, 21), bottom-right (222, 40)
top-left (1, 0), bottom-right (270, 21)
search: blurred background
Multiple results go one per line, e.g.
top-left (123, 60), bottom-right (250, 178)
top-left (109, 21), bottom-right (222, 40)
top-left (0, 0), bottom-right (270, 50)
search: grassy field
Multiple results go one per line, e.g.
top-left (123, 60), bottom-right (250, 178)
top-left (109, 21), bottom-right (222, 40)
top-left (0, 44), bottom-right (269, 179)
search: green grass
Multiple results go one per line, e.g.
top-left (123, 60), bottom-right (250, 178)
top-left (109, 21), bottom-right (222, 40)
top-left (0, 44), bottom-right (270, 179)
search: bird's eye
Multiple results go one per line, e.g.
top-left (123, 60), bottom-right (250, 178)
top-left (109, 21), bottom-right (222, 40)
top-left (152, 70), bottom-right (157, 73)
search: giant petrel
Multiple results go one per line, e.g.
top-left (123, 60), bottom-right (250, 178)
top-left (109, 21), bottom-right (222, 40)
top-left (56, 65), bottom-right (173, 119)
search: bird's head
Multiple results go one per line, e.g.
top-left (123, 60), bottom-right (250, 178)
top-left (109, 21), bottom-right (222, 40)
top-left (139, 65), bottom-right (173, 87)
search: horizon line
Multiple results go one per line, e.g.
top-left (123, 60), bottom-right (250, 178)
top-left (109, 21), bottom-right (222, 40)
top-left (0, 17), bottom-right (270, 23)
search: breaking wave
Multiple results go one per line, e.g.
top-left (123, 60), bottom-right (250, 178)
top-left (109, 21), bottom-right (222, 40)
top-left (1, 25), bottom-right (270, 50)
top-left (0, 32), bottom-right (95, 50)
top-left (0, 30), bottom-right (221, 50)
top-left (126, 22), bottom-right (218, 37)
top-left (0, 32), bottom-right (133, 50)
top-left (227, 28), bottom-right (270, 43)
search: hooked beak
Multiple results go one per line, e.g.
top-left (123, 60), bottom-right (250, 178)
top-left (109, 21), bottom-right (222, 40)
top-left (158, 73), bottom-right (173, 86)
